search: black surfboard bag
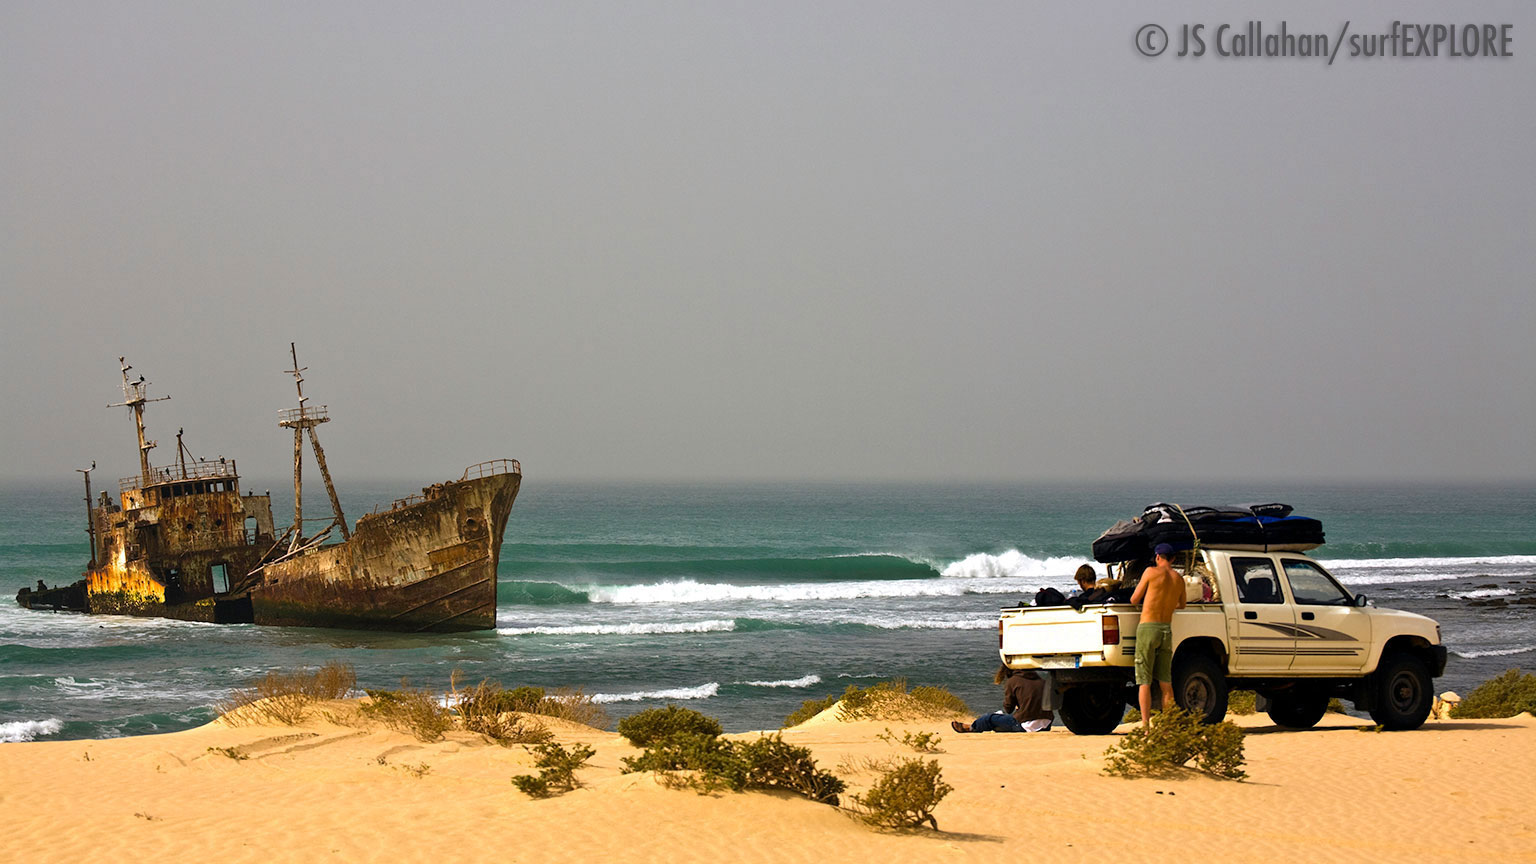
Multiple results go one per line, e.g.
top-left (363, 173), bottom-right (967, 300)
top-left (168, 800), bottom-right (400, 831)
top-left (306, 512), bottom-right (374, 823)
top-left (1092, 504), bottom-right (1323, 563)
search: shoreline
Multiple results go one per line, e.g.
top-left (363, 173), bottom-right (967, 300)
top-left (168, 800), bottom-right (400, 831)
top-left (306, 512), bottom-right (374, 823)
top-left (4, 702), bottom-right (1534, 862)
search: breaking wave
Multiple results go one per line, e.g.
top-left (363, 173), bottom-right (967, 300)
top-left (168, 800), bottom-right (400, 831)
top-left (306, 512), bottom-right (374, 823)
top-left (591, 683), bottom-right (720, 704)
top-left (940, 551), bottom-right (1090, 580)
top-left (507, 553), bottom-right (940, 583)
top-left (0, 718), bottom-right (62, 742)
top-left (1447, 588), bottom-right (1515, 600)
top-left (740, 675), bottom-right (821, 688)
top-left (1452, 646), bottom-right (1536, 659)
top-left (497, 620), bottom-right (736, 637)
top-left (585, 578), bottom-right (1026, 605)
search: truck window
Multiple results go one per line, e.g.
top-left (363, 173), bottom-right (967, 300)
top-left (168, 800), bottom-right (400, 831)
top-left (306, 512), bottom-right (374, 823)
top-left (1231, 557), bottom-right (1283, 604)
top-left (1282, 559), bottom-right (1352, 605)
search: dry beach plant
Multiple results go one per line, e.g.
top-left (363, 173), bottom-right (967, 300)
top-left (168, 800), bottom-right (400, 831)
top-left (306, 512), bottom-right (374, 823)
top-left (216, 661), bottom-right (356, 726)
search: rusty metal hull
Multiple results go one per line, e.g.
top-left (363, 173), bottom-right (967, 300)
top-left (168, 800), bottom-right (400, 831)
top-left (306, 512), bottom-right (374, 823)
top-left (250, 471), bottom-right (519, 632)
top-left (17, 356), bottom-right (522, 634)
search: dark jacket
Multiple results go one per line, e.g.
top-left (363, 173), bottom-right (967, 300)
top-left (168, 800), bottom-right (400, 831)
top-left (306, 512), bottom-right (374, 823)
top-left (1003, 670), bottom-right (1053, 723)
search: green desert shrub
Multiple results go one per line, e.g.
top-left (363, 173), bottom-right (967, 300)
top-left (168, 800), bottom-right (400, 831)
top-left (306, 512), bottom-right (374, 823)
top-left (621, 729), bottom-right (844, 805)
top-left (507, 686), bottom-right (549, 713)
top-left (1227, 690), bottom-right (1257, 715)
top-left (1123, 689), bottom-right (1260, 724)
top-left (1103, 707), bottom-right (1247, 781)
top-left (362, 683), bottom-right (454, 742)
top-left (784, 693), bottom-right (841, 728)
top-left (1451, 669), bottom-right (1536, 719)
top-left (849, 758), bottom-right (953, 830)
top-left (451, 678), bottom-right (554, 745)
top-left (511, 741), bottom-right (596, 798)
top-left (732, 734), bottom-right (846, 804)
top-left (533, 687), bottom-right (610, 730)
top-left (877, 727), bottom-right (942, 753)
top-left (617, 705), bottom-right (723, 747)
top-left (838, 680), bottom-right (969, 722)
top-left (217, 661), bottom-right (357, 726)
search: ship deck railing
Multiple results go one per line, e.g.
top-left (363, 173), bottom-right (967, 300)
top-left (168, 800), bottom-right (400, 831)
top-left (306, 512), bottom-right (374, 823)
top-left (461, 459), bottom-right (521, 481)
top-left (121, 459), bottom-right (240, 495)
top-left (365, 460), bottom-right (521, 514)
top-left (277, 405), bottom-right (329, 427)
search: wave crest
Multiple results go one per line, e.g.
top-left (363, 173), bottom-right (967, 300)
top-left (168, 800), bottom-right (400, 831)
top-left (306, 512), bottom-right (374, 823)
top-left (740, 675), bottom-right (821, 688)
top-left (1, 718), bottom-right (62, 742)
top-left (497, 620), bottom-right (735, 637)
top-left (941, 550), bottom-right (1089, 580)
top-left (591, 683), bottom-right (720, 704)
top-left (586, 578), bottom-right (1025, 605)
top-left (1453, 646), bottom-right (1536, 659)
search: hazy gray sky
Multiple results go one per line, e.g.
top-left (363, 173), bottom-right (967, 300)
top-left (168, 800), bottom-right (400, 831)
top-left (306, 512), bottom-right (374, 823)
top-left (3, 2), bottom-right (1532, 485)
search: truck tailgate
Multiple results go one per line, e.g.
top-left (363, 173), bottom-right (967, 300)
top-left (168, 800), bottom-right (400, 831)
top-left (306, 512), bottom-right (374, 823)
top-left (1000, 605), bottom-right (1137, 661)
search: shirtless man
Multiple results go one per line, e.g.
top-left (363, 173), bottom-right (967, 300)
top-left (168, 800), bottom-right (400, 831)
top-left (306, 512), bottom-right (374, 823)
top-left (1129, 543), bottom-right (1187, 727)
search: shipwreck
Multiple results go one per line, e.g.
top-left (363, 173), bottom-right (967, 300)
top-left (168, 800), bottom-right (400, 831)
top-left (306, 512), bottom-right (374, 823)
top-left (16, 347), bottom-right (520, 633)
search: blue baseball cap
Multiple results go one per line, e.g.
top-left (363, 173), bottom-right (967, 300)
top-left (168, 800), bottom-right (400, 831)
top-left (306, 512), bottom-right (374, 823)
top-left (1153, 543), bottom-right (1175, 558)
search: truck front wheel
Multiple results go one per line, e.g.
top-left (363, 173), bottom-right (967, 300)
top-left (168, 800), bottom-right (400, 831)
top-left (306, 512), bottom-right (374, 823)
top-left (1172, 653), bottom-right (1229, 724)
top-left (1266, 687), bottom-right (1329, 729)
top-left (1058, 684), bottom-right (1126, 735)
top-left (1368, 653), bottom-right (1432, 730)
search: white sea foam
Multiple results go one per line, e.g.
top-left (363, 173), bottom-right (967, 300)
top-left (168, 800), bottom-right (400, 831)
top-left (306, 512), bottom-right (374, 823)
top-left (854, 615), bottom-right (997, 630)
top-left (1448, 588), bottom-right (1515, 600)
top-left (1453, 646), bottom-right (1536, 659)
top-left (586, 578), bottom-right (1026, 605)
top-left (591, 683), bottom-right (720, 704)
top-left (741, 675), bottom-right (821, 688)
top-left (1, 718), bottom-right (62, 742)
top-left (1323, 554), bottom-right (1536, 570)
top-left (497, 620), bottom-right (736, 636)
top-left (940, 551), bottom-right (1087, 581)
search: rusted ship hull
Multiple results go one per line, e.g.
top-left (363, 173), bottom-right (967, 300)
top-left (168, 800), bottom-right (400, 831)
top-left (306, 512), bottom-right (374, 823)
top-left (16, 353), bottom-right (522, 635)
top-left (250, 469), bottom-right (519, 632)
top-left (17, 466), bottom-right (518, 633)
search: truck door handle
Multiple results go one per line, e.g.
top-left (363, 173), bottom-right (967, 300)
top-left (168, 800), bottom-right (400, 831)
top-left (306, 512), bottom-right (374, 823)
top-left (1244, 611), bottom-right (1257, 620)
top-left (1301, 612), bottom-right (1315, 620)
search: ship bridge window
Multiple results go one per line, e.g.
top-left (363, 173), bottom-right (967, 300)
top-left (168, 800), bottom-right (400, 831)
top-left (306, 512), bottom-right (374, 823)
top-left (211, 563), bottom-right (229, 594)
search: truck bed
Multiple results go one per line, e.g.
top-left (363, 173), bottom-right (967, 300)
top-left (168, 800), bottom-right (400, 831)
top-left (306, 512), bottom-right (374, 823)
top-left (999, 602), bottom-right (1227, 670)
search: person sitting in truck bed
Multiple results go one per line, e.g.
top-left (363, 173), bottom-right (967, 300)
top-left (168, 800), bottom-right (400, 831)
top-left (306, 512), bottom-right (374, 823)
top-left (1067, 564), bottom-right (1097, 597)
top-left (1067, 565), bottom-right (1119, 609)
top-left (950, 665), bottom-right (1054, 733)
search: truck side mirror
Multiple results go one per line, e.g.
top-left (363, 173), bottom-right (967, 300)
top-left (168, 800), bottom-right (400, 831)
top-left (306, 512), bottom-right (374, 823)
top-left (1353, 593), bottom-right (1369, 607)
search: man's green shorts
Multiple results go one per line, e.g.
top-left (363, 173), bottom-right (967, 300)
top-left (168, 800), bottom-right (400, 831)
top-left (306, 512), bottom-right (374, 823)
top-left (1134, 622), bottom-right (1174, 686)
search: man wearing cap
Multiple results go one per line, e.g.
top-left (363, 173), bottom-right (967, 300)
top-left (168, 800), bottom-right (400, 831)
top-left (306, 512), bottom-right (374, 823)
top-left (1130, 543), bottom-right (1186, 727)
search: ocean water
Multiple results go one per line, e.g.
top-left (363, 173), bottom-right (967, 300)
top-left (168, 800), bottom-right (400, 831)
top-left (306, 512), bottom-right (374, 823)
top-left (2, 480), bottom-right (1533, 742)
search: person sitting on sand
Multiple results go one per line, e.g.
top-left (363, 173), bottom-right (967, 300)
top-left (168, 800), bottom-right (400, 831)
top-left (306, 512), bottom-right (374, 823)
top-left (951, 665), bottom-right (1053, 733)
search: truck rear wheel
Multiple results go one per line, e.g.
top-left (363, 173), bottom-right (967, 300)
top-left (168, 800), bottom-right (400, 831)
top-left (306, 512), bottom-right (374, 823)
top-left (1266, 687), bottom-right (1329, 729)
top-left (1058, 684), bottom-right (1126, 735)
top-left (1172, 653), bottom-right (1228, 724)
top-left (1368, 653), bottom-right (1432, 730)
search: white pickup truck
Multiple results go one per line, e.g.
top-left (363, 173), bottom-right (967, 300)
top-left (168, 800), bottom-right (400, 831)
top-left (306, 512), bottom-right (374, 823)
top-left (997, 547), bottom-right (1447, 734)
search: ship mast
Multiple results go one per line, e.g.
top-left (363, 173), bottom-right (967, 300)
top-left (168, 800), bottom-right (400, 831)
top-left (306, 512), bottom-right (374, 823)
top-left (77, 461), bottom-right (97, 570)
top-left (279, 343), bottom-right (349, 551)
top-left (107, 357), bottom-right (169, 486)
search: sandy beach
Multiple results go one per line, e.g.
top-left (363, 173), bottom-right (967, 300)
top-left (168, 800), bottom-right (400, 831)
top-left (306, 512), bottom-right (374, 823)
top-left (3, 703), bottom-right (1533, 864)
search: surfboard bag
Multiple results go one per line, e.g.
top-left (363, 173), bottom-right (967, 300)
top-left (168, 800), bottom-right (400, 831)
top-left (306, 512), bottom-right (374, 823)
top-left (1091, 503), bottom-right (1323, 563)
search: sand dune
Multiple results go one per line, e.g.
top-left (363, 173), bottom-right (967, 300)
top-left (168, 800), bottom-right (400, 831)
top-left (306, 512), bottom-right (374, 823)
top-left (3, 706), bottom-right (1534, 863)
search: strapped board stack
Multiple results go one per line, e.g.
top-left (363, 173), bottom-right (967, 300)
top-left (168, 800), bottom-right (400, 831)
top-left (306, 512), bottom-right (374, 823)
top-left (1090, 502), bottom-right (1325, 564)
